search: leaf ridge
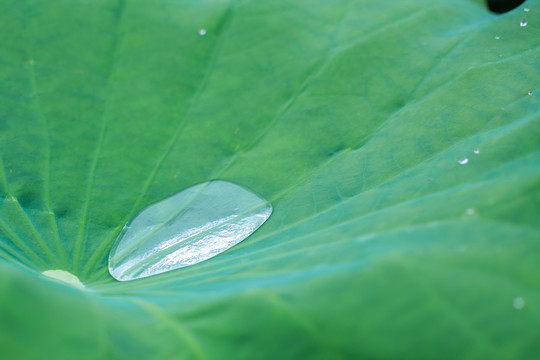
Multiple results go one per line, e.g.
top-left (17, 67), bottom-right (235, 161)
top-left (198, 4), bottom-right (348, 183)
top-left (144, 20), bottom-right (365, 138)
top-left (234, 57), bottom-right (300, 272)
top-left (22, 13), bottom-right (68, 268)
top-left (0, 157), bottom-right (55, 265)
top-left (73, 0), bottom-right (128, 273)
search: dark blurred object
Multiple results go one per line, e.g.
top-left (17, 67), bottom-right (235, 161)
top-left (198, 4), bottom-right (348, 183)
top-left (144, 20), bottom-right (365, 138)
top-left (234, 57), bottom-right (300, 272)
top-left (486, 0), bottom-right (526, 13)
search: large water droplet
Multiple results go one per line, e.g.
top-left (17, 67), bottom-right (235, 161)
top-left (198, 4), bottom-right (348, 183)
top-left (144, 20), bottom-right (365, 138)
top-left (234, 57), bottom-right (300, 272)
top-left (108, 181), bottom-right (272, 281)
top-left (520, 19), bottom-right (528, 27)
top-left (458, 157), bottom-right (469, 165)
top-left (198, 28), bottom-right (207, 36)
top-left (524, 7), bottom-right (530, 12)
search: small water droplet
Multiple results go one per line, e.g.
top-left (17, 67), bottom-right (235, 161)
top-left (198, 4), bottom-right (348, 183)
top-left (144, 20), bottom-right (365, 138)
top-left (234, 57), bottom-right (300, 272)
top-left (520, 20), bottom-right (528, 27)
top-left (474, 148), bottom-right (480, 154)
top-left (495, 36), bottom-right (500, 40)
top-left (524, 7), bottom-right (530, 12)
top-left (198, 28), bottom-right (207, 36)
top-left (528, 90), bottom-right (533, 96)
top-left (42, 270), bottom-right (85, 290)
top-left (513, 297), bottom-right (525, 310)
top-left (458, 158), bottom-right (469, 165)
top-left (466, 208), bottom-right (475, 215)
top-left (109, 181), bottom-right (272, 281)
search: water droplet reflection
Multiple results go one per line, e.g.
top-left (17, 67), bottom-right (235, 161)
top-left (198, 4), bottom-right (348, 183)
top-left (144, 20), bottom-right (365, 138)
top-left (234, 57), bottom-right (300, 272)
top-left (474, 148), bottom-right (480, 154)
top-left (458, 158), bottom-right (469, 165)
top-left (520, 20), bottom-right (528, 27)
top-left (198, 28), bottom-right (207, 36)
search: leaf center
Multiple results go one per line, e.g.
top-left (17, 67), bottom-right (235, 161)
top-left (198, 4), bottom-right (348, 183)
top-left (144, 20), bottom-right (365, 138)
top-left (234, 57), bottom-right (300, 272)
top-left (42, 269), bottom-right (85, 290)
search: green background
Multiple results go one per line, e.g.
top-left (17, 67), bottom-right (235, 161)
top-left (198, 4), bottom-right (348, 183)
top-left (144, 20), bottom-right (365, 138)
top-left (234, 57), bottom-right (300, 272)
top-left (0, 0), bottom-right (539, 358)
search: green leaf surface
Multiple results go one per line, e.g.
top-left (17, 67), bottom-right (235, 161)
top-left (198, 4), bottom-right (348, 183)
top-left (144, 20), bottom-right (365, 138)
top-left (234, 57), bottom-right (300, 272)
top-left (1, 0), bottom-right (539, 358)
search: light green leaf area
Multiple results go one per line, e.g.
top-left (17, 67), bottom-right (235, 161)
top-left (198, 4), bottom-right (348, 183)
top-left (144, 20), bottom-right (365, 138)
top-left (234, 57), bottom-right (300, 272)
top-left (0, 0), bottom-right (539, 358)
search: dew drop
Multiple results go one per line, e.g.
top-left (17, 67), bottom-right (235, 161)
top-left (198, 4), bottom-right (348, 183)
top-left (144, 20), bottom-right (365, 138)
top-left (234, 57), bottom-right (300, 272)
top-left (198, 28), bottom-right (207, 36)
top-left (42, 270), bottom-right (85, 290)
top-left (458, 157), bottom-right (469, 165)
top-left (524, 7), bottom-right (530, 12)
top-left (495, 36), bottom-right (500, 40)
top-left (520, 19), bottom-right (528, 27)
top-left (466, 208), bottom-right (475, 216)
top-left (474, 148), bottom-right (480, 154)
top-left (528, 90), bottom-right (533, 96)
top-left (108, 180), bottom-right (272, 281)
top-left (513, 297), bottom-right (525, 310)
